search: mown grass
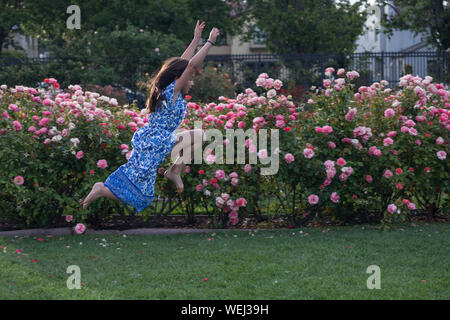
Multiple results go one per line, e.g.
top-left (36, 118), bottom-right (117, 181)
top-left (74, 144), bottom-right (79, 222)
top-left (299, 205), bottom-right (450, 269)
top-left (0, 222), bottom-right (448, 299)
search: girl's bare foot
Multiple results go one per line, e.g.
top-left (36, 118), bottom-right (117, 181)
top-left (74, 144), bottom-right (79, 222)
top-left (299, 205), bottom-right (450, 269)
top-left (164, 169), bottom-right (183, 194)
top-left (80, 182), bottom-right (105, 209)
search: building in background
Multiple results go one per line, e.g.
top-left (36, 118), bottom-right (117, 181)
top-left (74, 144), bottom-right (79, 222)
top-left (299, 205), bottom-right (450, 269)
top-left (353, 0), bottom-right (440, 83)
top-left (6, 30), bottom-right (40, 58)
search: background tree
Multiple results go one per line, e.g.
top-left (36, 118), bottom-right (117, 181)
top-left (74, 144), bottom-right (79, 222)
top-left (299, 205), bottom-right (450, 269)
top-left (18, 0), bottom-right (241, 49)
top-left (231, 0), bottom-right (368, 54)
top-left (375, 0), bottom-right (449, 51)
top-left (0, 0), bottom-right (244, 93)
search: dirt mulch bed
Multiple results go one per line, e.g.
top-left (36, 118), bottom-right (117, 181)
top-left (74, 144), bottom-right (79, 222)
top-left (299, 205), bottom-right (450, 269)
top-left (1, 212), bottom-right (448, 236)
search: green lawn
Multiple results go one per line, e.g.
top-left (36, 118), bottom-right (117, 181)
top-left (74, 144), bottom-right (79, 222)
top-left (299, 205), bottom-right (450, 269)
top-left (0, 222), bottom-right (448, 299)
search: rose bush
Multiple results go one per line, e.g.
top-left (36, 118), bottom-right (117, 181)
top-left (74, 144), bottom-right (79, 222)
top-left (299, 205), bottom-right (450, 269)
top-left (0, 69), bottom-right (448, 229)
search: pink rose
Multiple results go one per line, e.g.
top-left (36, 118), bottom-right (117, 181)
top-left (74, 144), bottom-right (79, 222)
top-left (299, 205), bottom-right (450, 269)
top-left (330, 192), bottom-right (339, 203)
top-left (303, 148), bottom-right (315, 159)
top-left (407, 202), bottom-right (416, 210)
top-left (257, 149), bottom-right (268, 159)
top-left (13, 121), bottom-right (22, 131)
top-left (322, 125), bottom-right (333, 134)
top-left (384, 108), bottom-right (395, 118)
top-left (384, 170), bottom-right (393, 179)
top-left (65, 215), bottom-right (73, 222)
top-left (383, 137), bottom-right (394, 146)
top-left (308, 194), bottom-right (319, 205)
top-left (236, 198), bottom-right (247, 207)
top-left (437, 151), bottom-right (447, 160)
top-left (221, 193), bottom-right (230, 201)
top-left (285, 153), bottom-right (295, 163)
top-left (336, 158), bottom-right (346, 167)
top-left (387, 204), bottom-right (397, 214)
top-left (76, 151), bottom-right (84, 159)
top-left (97, 159), bottom-right (108, 169)
top-left (365, 175), bottom-right (373, 183)
top-left (215, 169), bottom-right (225, 180)
top-left (74, 223), bottom-right (86, 234)
top-left (387, 131), bottom-right (397, 138)
top-left (14, 176), bottom-right (24, 185)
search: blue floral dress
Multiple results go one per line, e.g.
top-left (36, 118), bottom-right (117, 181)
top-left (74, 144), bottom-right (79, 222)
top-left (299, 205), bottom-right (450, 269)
top-left (104, 80), bottom-right (187, 213)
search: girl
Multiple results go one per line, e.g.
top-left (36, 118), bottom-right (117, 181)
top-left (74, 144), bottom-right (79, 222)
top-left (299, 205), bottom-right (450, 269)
top-left (80, 20), bottom-right (220, 212)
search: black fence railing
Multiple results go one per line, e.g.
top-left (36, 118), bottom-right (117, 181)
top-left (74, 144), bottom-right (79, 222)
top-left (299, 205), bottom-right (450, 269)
top-left (203, 51), bottom-right (449, 91)
top-left (1, 51), bottom-right (448, 103)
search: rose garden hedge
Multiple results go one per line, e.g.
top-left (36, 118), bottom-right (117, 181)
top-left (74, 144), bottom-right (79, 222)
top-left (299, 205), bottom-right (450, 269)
top-left (0, 70), bottom-right (448, 230)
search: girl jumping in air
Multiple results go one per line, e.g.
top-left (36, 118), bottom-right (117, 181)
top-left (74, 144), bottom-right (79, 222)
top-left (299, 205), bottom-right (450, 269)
top-left (80, 20), bottom-right (220, 212)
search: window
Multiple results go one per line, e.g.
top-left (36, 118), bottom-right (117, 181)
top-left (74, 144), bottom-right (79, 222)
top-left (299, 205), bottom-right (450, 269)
top-left (253, 26), bottom-right (266, 45)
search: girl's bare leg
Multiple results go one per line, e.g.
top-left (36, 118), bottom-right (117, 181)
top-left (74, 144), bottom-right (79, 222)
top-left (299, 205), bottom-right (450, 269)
top-left (79, 182), bottom-right (119, 209)
top-left (164, 129), bottom-right (205, 193)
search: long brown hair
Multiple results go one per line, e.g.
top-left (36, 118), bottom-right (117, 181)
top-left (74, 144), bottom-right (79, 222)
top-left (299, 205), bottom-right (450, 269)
top-left (145, 57), bottom-right (189, 113)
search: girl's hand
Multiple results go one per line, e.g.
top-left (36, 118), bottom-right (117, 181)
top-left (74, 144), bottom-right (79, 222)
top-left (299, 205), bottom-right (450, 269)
top-left (194, 20), bottom-right (205, 40)
top-left (208, 27), bottom-right (220, 44)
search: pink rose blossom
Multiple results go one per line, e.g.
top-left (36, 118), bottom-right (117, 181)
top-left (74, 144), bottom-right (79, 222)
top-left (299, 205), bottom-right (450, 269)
top-left (97, 159), bottom-right (108, 169)
top-left (366, 175), bottom-right (373, 183)
top-left (257, 149), bottom-right (268, 159)
top-left (308, 194), bottom-right (319, 205)
top-left (407, 202), bottom-right (416, 210)
top-left (236, 198), bottom-right (247, 207)
top-left (408, 128), bottom-right (418, 136)
top-left (330, 192), bottom-right (339, 203)
top-left (400, 126), bottom-right (409, 133)
top-left (13, 121), bottom-right (22, 131)
top-left (229, 172), bottom-right (238, 179)
top-left (383, 137), bottom-right (394, 146)
top-left (14, 176), bottom-right (24, 185)
top-left (384, 170), bottom-right (393, 179)
top-left (387, 131), bottom-right (397, 138)
top-left (74, 223), bottom-right (86, 234)
top-left (437, 151), bottom-right (447, 160)
top-left (221, 193), bottom-right (230, 201)
top-left (336, 158), bottom-right (346, 167)
top-left (215, 169), bottom-right (225, 180)
top-left (387, 204), bottom-right (397, 214)
top-left (65, 215), bottom-right (73, 222)
top-left (285, 153), bottom-right (295, 163)
top-left (303, 148), bottom-right (315, 159)
top-left (384, 108), bottom-right (395, 118)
